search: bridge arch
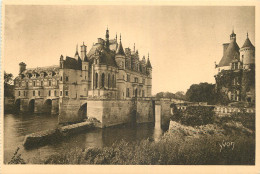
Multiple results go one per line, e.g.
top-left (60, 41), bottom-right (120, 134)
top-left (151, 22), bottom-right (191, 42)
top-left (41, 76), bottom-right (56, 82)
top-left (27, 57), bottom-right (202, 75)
top-left (43, 99), bottom-right (52, 114)
top-left (28, 99), bottom-right (35, 113)
top-left (78, 103), bottom-right (88, 119)
top-left (14, 99), bottom-right (21, 112)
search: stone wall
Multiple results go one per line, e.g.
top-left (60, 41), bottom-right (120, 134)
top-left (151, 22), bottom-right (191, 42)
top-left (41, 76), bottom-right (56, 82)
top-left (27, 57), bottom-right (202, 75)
top-left (58, 98), bottom-right (82, 124)
top-left (136, 99), bottom-right (154, 124)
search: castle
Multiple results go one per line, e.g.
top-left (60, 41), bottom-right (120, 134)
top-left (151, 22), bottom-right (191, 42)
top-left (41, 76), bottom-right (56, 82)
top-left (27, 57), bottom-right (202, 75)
top-left (215, 30), bottom-right (255, 104)
top-left (14, 29), bottom-right (154, 127)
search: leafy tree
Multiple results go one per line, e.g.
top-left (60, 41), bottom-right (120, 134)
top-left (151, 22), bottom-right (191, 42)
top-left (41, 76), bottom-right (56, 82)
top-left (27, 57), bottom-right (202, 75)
top-left (4, 71), bottom-right (14, 98)
top-left (186, 83), bottom-right (216, 105)
top-left (174, 91), bottom-right (186, 100)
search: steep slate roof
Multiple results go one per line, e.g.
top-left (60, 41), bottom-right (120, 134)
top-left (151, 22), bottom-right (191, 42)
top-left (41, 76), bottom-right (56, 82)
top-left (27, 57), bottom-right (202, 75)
top-left (99, 49), bottom-right (117, 67)
top-left (63, 56), bottom-right (81, 70)
top-left (218, 41), bottom-right (240, 67)
top-left (241, 37), bottom-right (255, 49)
top-left (87, 39), bottom-right (117, 58)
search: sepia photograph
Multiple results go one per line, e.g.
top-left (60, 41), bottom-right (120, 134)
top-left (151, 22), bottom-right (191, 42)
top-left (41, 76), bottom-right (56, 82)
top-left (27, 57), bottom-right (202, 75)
top-left (1, 1), bottom-right (259, 173)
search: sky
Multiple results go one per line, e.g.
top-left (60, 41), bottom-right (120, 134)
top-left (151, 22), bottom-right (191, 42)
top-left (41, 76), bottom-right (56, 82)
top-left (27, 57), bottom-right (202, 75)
top-left (3, 6), bottom-right (255, 95)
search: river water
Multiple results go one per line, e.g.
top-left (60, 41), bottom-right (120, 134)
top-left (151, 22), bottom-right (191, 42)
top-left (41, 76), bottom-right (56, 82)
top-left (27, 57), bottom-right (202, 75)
top-left (4, 113), bottom-right (165, 164)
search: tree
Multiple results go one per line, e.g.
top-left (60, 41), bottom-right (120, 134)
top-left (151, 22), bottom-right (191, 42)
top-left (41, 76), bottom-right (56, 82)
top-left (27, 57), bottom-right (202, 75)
top-left (174, 91), bottom-right (186, 100)
top-left (186, 83), bottom-right (216, 105)
top-left (4, 71), bottom-right (14, 98)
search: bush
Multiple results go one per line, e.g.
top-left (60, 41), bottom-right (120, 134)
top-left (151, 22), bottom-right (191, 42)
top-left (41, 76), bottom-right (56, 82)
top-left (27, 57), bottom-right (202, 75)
top-left (172, 106), bottom-right (215, 126)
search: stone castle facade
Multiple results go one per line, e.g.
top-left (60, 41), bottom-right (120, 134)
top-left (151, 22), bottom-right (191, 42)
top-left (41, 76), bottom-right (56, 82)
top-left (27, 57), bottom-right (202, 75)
top-left (14, 29), bottom-right (154, 127)
top-left (215, 30), bottom-right (255, 104)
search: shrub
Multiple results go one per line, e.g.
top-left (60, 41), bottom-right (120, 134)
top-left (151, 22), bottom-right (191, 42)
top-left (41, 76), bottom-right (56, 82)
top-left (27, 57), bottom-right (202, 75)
top-left (174, 106), bottom-right (215, 126)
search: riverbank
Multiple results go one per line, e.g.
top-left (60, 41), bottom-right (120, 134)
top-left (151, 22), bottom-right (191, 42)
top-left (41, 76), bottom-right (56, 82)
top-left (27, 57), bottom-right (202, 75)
top-left (9, 113), bottom-right (255, 165)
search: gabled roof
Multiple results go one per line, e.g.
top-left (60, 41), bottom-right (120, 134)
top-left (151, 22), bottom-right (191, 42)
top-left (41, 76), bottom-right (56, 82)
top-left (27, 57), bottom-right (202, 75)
top-left (218, 41), bottom-right (240, 67)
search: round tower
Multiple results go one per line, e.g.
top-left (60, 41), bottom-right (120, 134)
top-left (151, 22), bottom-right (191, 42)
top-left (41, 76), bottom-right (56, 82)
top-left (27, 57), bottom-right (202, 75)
top-left (240, 33), bottom-right (255, 69)
top-left (19, 62), bottom-right (26, 74)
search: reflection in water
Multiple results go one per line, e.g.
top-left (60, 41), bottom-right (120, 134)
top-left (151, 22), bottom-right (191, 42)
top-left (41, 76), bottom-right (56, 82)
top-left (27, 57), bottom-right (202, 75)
top-left (4, 113), bottom-right (166, 164)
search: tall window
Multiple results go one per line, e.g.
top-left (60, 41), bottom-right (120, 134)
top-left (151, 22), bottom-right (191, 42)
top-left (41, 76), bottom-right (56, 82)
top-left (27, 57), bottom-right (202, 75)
top-left (65, 91), bottom-right (68, 96)
top-left (33, 91), bottom-right (35, 96)
top-left (127, 74), bottom-right (130, 82)
top-left (49, 81), bottom-right (52, 86)
top-left (60, 91), bottom-right (63, 96)
top-left (57, 80), bottom-right (59, 85)
top-left (65, 76), bottom-right (69, 82)
top-left (49, 90), bottom-right (51, 96)
top-left (108, 74), bottom-right (111, 88)
top-left (18, 91), bottom-right (20, 96)
top-left (126, 88), bottom-right (130, 97)
top-left (54, 90), bottom-right (57, 96)
top-left (33, 81), bottom-right (36, 87)
top-left (38, 91), bottom-right (40, 96)
top-left (41, 81), bottom-right (43, 86)
top-left (26, 82), bottom-right (28, 87)
top-left (112, 74), bottom-right (115, 88)
top-left (95, 73), bottom-right (98, 89)
top-left (60, 76), bottom-right (63, 81)
top-left (101, 73), bottom-right (105, 88)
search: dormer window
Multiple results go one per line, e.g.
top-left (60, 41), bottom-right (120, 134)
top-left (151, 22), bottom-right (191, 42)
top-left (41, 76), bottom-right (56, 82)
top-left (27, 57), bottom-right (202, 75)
top-left (40, 73), bottom-right (45, 78)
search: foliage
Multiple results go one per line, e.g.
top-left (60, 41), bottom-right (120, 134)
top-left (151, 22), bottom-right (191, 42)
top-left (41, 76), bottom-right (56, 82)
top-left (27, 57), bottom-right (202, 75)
top-left (171, 106), bottom-right (215, 126)
top-left (8, 147), bottom-right (26, 164)
top-left (214, 112), bottom-right (255, 131)
top-left (186, 83), bottom-right (217, 105)
top-left (4, 71), bottom-right (14, 98)
top-left (155, 91), bottom-right (186, 100)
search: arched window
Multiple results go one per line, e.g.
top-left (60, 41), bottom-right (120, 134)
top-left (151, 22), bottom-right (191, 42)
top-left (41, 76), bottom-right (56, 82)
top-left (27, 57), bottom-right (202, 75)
top-left (108, 74), bottom-right (111, 88)
top-left (101, 73), bottom-right (105, 88)
top-left (95, 73), bottom-right (98, 89)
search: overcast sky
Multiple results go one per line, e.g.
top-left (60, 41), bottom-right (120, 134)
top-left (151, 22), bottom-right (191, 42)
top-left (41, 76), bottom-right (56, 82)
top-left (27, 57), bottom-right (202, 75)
top-left (3, 6), bottom-right (255, 94)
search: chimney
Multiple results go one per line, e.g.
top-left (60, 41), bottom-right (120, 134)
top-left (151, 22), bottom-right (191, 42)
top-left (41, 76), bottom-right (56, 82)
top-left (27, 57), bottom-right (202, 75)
top-left (223, 43), bottom-right (229, 55)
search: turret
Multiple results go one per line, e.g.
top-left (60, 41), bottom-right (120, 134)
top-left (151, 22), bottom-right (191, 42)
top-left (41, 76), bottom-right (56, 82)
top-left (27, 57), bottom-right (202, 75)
top-left (19, 62), bottom-right (26, 74)
top-left (60, 55), bottom-right (64, 69)
top-left (146, 53), bottom-right (152, 77)
top-left (105, 27), bottom-right (109, 49)
top-left (230, 29), bottom-right (236, 42)
top-left (115, 34), bottom-right (125, 69)
top-left (75, 44), bottom-right (80, 59)
top-left (240, 32), bottom-right (255, 69)
top-left (81, 42), bottom-right (88, 62)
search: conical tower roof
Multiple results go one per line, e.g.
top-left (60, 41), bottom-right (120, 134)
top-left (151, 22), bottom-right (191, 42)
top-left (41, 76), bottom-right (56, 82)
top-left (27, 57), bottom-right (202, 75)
top-left (218, 39), bottom-right (240, 67)
top-left (116, 34), bottom-right (125, 56)
top-left (146, 53), bottom-right (152, 68)
top-left (241, 33), bottom-right (255, 49)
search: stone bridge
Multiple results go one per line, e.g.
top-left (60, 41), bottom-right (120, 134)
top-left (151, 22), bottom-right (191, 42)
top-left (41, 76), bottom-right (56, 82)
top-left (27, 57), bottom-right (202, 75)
top-left (14, 97), bottom-right (59, 114)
